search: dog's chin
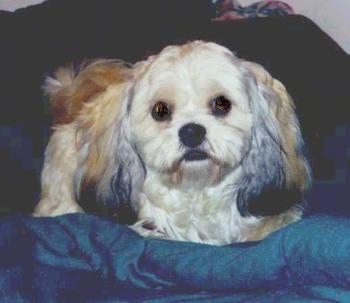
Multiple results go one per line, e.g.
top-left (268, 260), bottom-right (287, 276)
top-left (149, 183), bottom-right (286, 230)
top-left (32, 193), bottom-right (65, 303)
top-left (161, 150), bottom-right (229, 189)
top-left (181, 159), bottom-right (217, 189)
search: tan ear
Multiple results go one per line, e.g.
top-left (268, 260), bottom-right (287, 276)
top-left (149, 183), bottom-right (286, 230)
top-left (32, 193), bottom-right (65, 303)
top-left (245, 62), bottom-right (311, 192)
top-left (44, 60), bottom-right (131, 125)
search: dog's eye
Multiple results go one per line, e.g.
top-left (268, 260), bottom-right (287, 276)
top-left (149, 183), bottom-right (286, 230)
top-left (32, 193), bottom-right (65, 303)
top-left (151, 101), bottom-right (172, 121)
top-left (211, 95), bottom-right (232, 116)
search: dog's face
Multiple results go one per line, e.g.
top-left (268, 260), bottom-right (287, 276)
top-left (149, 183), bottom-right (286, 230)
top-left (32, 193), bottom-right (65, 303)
top-left (129, 42), bottom-right (253, 187)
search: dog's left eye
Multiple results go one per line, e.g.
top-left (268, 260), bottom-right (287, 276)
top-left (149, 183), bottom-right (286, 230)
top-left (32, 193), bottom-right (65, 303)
top-left (151, 101), bottom-right (172, 121)
top-left (211, 95), bottom-right (232, 116)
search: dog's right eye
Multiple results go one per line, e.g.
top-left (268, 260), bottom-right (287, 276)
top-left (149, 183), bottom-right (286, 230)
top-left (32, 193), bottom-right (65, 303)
top-left (211, 95), bottom-right (232, 117)
top-left (151, 101), bottom-right (172, 121)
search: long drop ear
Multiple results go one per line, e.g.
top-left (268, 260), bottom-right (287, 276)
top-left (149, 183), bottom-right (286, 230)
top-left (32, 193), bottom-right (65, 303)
top-left (237, 62), bottom-right (311, 217)
top-left (75, 76), bottom-right (146, 224)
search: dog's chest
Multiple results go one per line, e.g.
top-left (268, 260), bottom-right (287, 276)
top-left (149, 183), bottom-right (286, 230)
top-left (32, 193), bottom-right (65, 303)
top-left (137, 171), bottom-right (250, 244)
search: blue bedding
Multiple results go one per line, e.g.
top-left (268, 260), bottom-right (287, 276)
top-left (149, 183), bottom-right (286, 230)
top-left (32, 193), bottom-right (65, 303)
top-left (0, 214), bottom-right (349, 302)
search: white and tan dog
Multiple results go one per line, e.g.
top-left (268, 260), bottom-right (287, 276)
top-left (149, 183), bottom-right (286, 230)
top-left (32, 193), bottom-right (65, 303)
top-left (34, 41), bottom-right (311, 245)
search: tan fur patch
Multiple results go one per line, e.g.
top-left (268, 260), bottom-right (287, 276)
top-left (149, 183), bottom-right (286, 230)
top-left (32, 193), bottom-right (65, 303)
top-left (243, 208), bottom-right (302, 241)
top-left (47, 60), bottom-right (131, 125)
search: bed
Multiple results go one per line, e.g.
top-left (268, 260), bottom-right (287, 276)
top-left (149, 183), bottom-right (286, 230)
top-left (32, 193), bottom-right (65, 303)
top-left (0, 0), bottom-right (349, 301)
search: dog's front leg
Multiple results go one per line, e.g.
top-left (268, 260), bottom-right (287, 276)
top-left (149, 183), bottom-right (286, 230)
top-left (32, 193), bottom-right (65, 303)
top-left (33, 124), bottom-right (83, 216)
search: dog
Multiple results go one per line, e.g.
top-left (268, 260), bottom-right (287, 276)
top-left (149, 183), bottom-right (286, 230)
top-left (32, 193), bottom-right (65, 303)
top-left (34, 41), bottom-right (311, 245)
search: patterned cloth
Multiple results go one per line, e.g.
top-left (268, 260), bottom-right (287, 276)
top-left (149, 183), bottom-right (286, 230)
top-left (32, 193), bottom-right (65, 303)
top-left (213, 0), bottom-right (294, 21)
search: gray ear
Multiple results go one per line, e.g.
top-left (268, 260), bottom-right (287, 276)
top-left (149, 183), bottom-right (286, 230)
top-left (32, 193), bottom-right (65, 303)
top-left (107, 119), bottom-right (146, 222)
top-left (237, 66), bottom-right (311, 217)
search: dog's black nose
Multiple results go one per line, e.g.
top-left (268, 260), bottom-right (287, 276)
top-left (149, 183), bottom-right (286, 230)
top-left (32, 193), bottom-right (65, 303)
top-left (178, 123), bottom-right (206, 148)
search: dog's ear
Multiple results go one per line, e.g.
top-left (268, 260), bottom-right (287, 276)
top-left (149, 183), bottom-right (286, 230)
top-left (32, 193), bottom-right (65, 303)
top-left (237, 62), bottom-right (311, 217)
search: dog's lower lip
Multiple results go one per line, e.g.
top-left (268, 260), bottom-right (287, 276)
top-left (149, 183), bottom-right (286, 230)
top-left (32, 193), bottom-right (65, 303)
top-left (183, 150), bottom-right (208, 161)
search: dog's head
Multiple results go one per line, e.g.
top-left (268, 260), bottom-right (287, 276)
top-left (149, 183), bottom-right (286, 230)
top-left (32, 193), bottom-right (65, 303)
top-left (46, 41), bottom-right (311, 223)
top-left (128, 42), bottom-right (253, 190)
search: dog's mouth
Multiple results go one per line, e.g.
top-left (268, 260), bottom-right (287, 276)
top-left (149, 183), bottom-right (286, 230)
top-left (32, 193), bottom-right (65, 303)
top-left (182, 149), bottom-right (209, 161)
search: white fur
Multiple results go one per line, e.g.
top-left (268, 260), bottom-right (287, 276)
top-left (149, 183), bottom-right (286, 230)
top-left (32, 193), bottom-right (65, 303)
top-left (132, 167), bottom-right (263, 245)
top-left (34, 124), bottom-right (84, 216)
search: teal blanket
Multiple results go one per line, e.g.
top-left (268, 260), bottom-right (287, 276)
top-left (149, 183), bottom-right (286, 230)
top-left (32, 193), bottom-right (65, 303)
top-left (0, 214), bottom-right (349, 302)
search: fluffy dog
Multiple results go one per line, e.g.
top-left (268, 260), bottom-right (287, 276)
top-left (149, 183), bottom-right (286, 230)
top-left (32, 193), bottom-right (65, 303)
top-left (34, 41), bottom-right (311, 245)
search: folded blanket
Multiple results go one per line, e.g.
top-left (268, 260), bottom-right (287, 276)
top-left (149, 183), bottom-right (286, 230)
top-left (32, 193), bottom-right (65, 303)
top-left (1, 214), bottom-right (349, 302)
